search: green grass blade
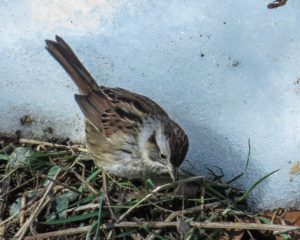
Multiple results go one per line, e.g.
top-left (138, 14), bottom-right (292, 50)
top-left (0, 154), bottom-right (9, 161)
top-left (86, 168), bottom-right (102, 183)
top-left (236, 169), bottom-right (280, 203)
top-left (86, 221), bottom-right (98, 240)
top-left (204, 182), bottom-right (229, 201)
top-left (94, 193), bottom-right (104, 239)
top-left (259, 216), bottom-right (291, 240)
top-left (116, 230), bottom-right (137, 238)
top-left (226, 172), bottom-right (244, 184)
top-left (227, 139), bottom-right (251, 184)
top-left (145, 178), bottom-right (156, 190)
top-left (79, 168), bottom-right (102, 193)
top-left (43, 211), bottom-right (100, 225)
top-left (245, 139), bottom-right (251, 171)
top-left (45, 193), bottom-right (99, 220)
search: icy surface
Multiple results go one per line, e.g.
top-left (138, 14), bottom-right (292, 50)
top-left (1, 0), bottom-right (300, 209)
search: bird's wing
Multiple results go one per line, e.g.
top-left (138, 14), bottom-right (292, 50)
top-left (75, 87), bottom-right (168, 138)
top-left (46, 36), bottom-right (169, 138)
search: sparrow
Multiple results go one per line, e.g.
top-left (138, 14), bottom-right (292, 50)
top-left (45, 36), bottom-right (189, 181)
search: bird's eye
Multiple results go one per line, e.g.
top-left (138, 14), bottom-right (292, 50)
top-left (160, 153), bottom-right (167, 159)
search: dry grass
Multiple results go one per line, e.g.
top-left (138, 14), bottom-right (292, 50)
top-left (0, 133), bottom-right (298, 240)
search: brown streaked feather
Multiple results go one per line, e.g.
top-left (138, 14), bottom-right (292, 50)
top-left (88, 90), bottom-right (111, 110)
top-left (45, 36), bottom-right (98, 94)
top-left (82, 86), bottom-right (170, 138)
top-left (104, 111), bottom-right (139, 137)
top-left (112, 87), bottom-right (168, 116)
top-left (76, 90), bottom-right (142, 138)
top-left (74, 94), bottom-right (103, 131)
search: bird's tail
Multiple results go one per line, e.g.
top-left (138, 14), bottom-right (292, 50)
top-left (45, 35), bottom-right (99, 94)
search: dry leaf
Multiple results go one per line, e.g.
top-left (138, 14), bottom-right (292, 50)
top-left (290, 162), bottom-right (300, 175)
top-left (267, 0), bottom-right (288, 9)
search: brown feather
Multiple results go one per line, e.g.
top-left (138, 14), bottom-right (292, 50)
top-left (45, 36), bottom-right (98, 94)
top-left (46, 36), bottom-right (189, 180)
top-left (74, 94), bottom-right (103, 131)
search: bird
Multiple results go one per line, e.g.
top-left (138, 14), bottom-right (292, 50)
top-left (45, 36), bottom-right (189, 181)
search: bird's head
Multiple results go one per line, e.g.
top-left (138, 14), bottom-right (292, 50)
top-left (146, 120), bottom-right (189, 181)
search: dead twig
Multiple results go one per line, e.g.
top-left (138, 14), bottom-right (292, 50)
top-left (117, 176), bottom-right (204, 222)
top-left (68, 170), bottom-right (98, 195)
top-left (102, 171), bottom-right (117, 220)
top-left (146, 200), bottom-right (227, 240)
top-left (14, 169), bottom-right (61, 240)
top-left (19, 138), bottom-right (88, 152)
top-left (24, 220), bottom-right (300, 239)
top-left (19, 194), bottom-right (27, 225)
top-left (0, 177), bottom-right (37, 198)
top-left (39, 174), bottom-right (84, 196)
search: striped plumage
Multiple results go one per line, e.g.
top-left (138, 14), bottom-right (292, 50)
top-left (45, 36), bottom-right (189, 180)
